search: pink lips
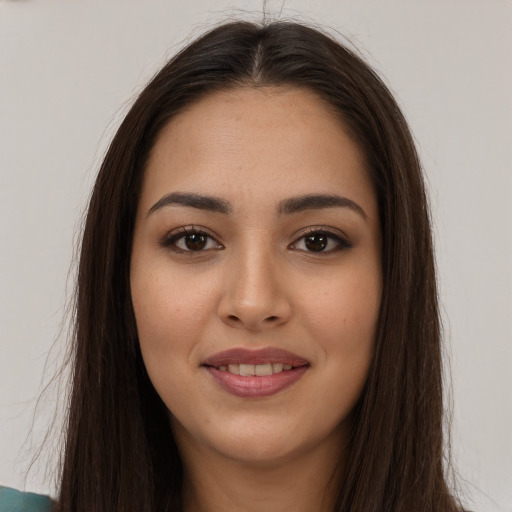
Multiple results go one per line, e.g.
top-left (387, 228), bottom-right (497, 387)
top-left (202, 348), bottom-right (309, 398)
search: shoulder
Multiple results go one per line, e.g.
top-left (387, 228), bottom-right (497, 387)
top-left (0, 486), bottom-right (53, 512)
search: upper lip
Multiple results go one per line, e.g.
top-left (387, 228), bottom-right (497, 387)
top-left (202, 347), bottom-right (309, 368)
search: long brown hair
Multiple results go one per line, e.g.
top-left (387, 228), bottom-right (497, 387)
top-left (59, 21), bottom-right (460, 512)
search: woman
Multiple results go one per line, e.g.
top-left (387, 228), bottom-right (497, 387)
top-left (2, 20), bottom-right (461, 512)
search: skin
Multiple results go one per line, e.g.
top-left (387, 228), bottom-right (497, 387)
top-left (130, 86), bottom-right (382, 512)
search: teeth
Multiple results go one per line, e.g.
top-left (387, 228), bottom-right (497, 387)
top-left (239, 364), bottom-right (254, 376)
top-left (272, 363), bottom-right (283, 373)
top-left (228, 364), bottom-right (240, 375)
top-left (219, 363), bottom-right (294, 375)
top-left (255, 363), bottom-right (272, 376)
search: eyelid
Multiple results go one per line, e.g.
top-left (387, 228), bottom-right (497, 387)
top-left (160, 224), bottom-right (351, 254)
top-left (289, 226), bottom-right (352, 253)
top-left (161, 225), bottom-right (223, 252)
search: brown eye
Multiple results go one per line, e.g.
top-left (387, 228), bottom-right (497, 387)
top-left (163, 228), bottom-right (222, 253)
top-left (184, 233), bottom-right (207, 251)
top-left (305, 234), bottom-right (328, 252)
top-left (291, 229), bottom-right (351, 254)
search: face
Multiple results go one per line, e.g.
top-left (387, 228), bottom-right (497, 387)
top-left (130, 87), bottom-right (382, 467)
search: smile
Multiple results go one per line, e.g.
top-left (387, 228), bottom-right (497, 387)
top-left (217, 363), bottom-right (294, 376)
top-left (202, 348), bottom-right (309, 398)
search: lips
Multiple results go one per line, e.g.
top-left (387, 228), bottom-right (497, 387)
top-left (203, 347), bottom-right (309, 367)
top-left (202, 348), bottom-right (309, 398)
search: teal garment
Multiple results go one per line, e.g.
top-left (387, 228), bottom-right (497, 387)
top-left (0, 487), bottom-right (52, 512)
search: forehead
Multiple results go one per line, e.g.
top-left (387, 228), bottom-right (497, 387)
top-left (140, 86), bottom-right (375, 217)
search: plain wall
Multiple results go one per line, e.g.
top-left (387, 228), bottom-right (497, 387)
top-left (1, 1), bottom-right (511, 510)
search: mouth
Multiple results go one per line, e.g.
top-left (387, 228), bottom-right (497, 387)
top-left (202, 348), bottom-right (310, 398)
top-left (214, 362), bottom-right (296, 376)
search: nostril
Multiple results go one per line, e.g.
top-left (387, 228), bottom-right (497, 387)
top-left (266, 316), bottom-right (278, 322)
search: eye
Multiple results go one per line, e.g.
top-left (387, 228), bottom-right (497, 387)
top-left (162, 227), bottom-right (223, 252)
top-left (290, 229), bottom-right (350, 254)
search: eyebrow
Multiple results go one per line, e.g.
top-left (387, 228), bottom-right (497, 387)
top-left (148, 192), bottom-right (232, 216)
top-left (148, 192), bottom-right (366, 219)
top-left (277, 194), bottom-right (367, 219)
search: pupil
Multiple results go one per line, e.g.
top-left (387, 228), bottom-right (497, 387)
top-left (185, 233), bottom-right (207, 250)
top-left (305, 234), bottom-right (327, 252)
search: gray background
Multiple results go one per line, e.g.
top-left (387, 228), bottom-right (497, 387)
top-left (1, 1), bottom-right (511, 511)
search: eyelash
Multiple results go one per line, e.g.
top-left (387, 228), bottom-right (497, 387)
top-left (161, 226), bottom-right (222, 253)
top-left (289, 227), bottom-right (352, 254)
top-left (161, 226), bottom-right (351, 254)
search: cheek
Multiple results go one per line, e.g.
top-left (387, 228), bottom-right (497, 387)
top-left (130, 266), bottom-right (217, 377)
top-left (305, 266), bottom-right (381, 345)
top-left (302, 266), bottom-right (380, 394)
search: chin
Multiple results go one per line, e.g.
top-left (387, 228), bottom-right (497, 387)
top-left (172, 412), bottom-right (304, 465)
top-left (217, 436), bottom-right (304, 466)
top-left (207, 415), bottom-right (345, 467)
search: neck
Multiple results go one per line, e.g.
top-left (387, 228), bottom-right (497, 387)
top-left (178, 433), bottom-right (346, 512)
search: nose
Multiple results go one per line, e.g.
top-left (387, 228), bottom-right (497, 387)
top-left (217, 243), bottom-right (292, 331)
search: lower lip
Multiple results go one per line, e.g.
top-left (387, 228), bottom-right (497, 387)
top-left (205, 366), bottom-right (309, 398)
